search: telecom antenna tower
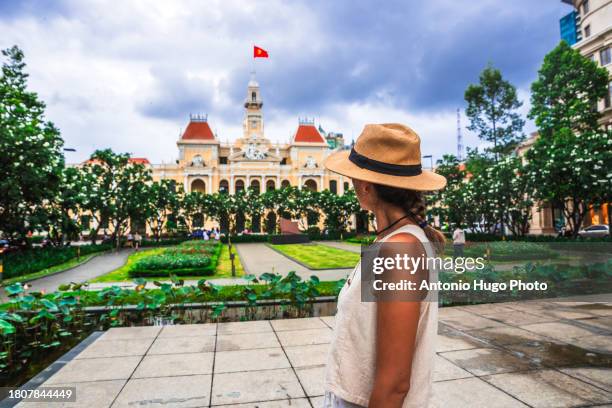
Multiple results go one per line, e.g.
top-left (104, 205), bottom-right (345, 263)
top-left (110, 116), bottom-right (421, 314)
top-left (456, 108), bottom-right (464, 161)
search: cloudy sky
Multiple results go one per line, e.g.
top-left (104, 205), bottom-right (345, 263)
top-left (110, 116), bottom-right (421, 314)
top-left (1, 0), bottom-right (571, 164)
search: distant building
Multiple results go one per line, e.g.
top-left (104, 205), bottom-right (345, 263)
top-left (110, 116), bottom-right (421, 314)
top-left (515, 0), bottom-right (612, 234)
top-left (565, 0), bottom-right (612, 129)
top-left (136, 72), bottom-right (352, 232)
top-left (559, 9), bottom-right (580, 45)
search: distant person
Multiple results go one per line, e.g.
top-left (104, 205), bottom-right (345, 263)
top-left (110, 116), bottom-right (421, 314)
top-left (214, 228), bottom-right (221, 240)
top-left (203, 230), bottom-right (210, 241)
top-left (134, 232), bottom-right (142, 250)
top-left (452, 225), bottom-right (465, 257)
top-left (127, 233), bottom-right (134, 248)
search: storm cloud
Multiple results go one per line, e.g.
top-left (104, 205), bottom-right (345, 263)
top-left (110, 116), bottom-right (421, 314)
top-left (0, 0), bottom-right (569, 162)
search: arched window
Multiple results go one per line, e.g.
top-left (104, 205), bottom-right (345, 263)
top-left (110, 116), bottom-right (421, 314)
top-left (191, 179), bottom-right (206, 193)
top-left (235, 179), bottom-right (245, 193)
top-left (252, 91), bottom-right (257, 102)
top-left (281, 180), bottom-right (291, 189)
top-left (330, 180), bottom-right (338, 194)
top-left (265, 212), bottom-right (277, 233)
top-left (266, 180), bottom-right (276, 191)
top-left (343, 181), bottom-right (350, 192)
top-left (219, 179), bottom-right (229, 194)
top-left (304, 179), bottom-right (317, 192)
top-left (250, 179), bottom-right (260, 194)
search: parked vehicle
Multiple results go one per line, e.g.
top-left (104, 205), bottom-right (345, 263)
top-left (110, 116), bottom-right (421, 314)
top-left (578, 224), bottom-right (610, 238)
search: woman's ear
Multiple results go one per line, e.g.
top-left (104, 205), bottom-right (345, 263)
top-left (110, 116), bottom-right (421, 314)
top-left (360, 180), bottom-right (374, 196)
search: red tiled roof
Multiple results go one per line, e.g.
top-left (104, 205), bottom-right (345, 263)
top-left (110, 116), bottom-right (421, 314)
top-left (82, 157), bottom-right (150, 165)
top-left (294, 124), bottom-right (325, 143)
top-left (182, 121), bottom-right (215, 140)
top-left (130, 158), bottom-right (150, 165)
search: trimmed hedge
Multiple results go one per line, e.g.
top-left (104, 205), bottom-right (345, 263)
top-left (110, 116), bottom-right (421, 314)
top-left (1, 244), bottom-right (112, 279)
top-left (221, 234), bottom-right (269, 244)
top-left (128, 241), bottom-right (222, 277)
top-left (460, 233), bottom-right (612, 242)
top-left (346, 235), bottom-right (376, 245)
top-left (220, 232), bottom-right (358, 244)
top-left (141, 238), bottom-right (190, 247)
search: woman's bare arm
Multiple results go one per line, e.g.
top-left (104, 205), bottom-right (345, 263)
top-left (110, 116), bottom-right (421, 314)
top-left (369, 233), bottom-right (424, 408)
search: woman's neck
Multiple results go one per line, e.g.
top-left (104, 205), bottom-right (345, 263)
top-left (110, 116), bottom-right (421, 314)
top-left (374, 205), bottom-right (415, 240)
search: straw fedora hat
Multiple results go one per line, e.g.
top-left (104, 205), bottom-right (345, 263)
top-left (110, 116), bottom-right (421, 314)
top-left (324, 123), bottom-right (446, 191)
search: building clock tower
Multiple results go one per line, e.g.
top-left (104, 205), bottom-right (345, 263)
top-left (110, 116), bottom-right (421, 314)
top-left (243, 71), bottom-right (264, 139)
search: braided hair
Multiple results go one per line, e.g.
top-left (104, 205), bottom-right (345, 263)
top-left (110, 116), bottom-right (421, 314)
top-left (372, 183), bottom-right (446, 252)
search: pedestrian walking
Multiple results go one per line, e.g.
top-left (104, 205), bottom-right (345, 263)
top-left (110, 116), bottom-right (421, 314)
top-left (452, 225), bottom-right (465, 257)
top-left (134, 232), bottom-right (142, 250)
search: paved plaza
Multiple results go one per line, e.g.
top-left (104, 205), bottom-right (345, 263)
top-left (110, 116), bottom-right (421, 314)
top-left (12, 295), bottom-right (612, 408)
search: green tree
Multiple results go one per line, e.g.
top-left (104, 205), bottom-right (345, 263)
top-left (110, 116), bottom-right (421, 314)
top-left (527, 41), bottom-right (611, 237)
top-left (261, 187), bottom-right (299, 233)
top-left (465, 64), bottom-right (525, 160)
top-left (486, 156), bottom-right (533, 236)
top-left (529, 41), bottom-right (609, 138)
top-left (181, 191), bottom-right (217, 232)
top-left (0, 46), bottom-right (64, 239)
top-left (145, 180), bottom-right (183, 241)
top-left (293, 189), bottom-right (320, 231)
top-left (244, 188), bottom-right (266, 232)
top-left (318, 189), bottom-right (360, 236)
top-left (525, 128), bottom-right (611, 237)
top-left (84, 149), bottom-right (152, 249)
top-left (430, 154), bottom-right (470, 230)
top-left (31, 167), bottom-right (85, 244)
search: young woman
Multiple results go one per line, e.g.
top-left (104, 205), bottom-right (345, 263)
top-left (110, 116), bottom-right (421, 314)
top-left (323, 123), bottom-right (447, 408)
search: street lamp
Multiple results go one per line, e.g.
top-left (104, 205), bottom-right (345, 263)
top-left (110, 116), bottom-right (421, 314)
top-left (422, 155), bottom-right (433, 170)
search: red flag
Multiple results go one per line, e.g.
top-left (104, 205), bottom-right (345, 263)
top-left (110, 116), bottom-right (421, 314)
top-left (254, 46), bottom-right (269, 58)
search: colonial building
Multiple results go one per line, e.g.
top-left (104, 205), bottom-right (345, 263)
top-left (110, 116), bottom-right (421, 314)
top-left (521, 0), bottom-right (612, 234)
top-left (148, 73), bottom-right (351, 198)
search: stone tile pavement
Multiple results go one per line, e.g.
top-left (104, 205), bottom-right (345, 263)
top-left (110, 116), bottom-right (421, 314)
top-left (14, 295), bottom-right (612, 408)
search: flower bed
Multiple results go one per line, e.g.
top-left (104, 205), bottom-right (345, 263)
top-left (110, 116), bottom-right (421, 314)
top-left (128, 240), bottom-right (222, 277)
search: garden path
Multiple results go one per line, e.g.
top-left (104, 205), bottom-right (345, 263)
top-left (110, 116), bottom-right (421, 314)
top-left (83, 243), bottom-right (351, 291)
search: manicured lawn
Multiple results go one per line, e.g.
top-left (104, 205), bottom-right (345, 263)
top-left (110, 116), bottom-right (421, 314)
top-left (270, 243), bottom-right (360, 269)
top-left (1, 252), bottom-right (102, 286)
top-left (89, 244), bottom-right (244, 283)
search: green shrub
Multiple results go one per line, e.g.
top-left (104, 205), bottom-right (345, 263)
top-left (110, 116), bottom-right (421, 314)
top-left (463, 233), bottom-right (612, 242)
top-left (141, 238), bottom-right (189, 247)
top-left (220, 234), bottom-right (269, 243)
top-left (128, 242), bottom-right (222, 277)
top-left (1, 244), bottom-right (112, 279)
top-left (346, 235), bottom-right (375, 244)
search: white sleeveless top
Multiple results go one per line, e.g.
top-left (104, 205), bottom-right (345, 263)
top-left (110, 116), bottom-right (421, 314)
top-left (324, 224), bottom-right (438, 407)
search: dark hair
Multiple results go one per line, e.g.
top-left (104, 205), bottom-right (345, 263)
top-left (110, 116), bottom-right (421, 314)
top-left (373, 183), bottom-right (446, 252)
